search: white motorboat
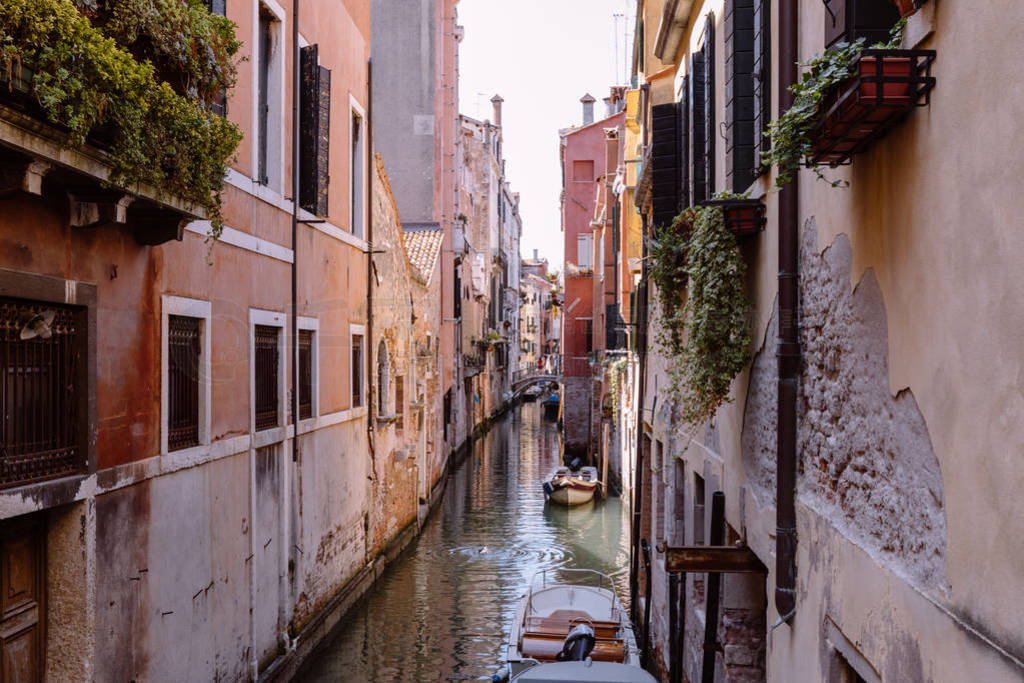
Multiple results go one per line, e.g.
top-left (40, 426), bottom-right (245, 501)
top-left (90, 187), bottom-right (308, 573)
top-left (543, 466), bottom-right (600, 506)
top-left (501, 569), bottom-right (644, 681)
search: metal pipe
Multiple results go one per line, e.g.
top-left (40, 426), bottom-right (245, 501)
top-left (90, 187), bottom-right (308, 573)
top-left (290, 0), bottom-right (299, 465)
top-left (775, 0), bottom-right (799, 623)
top-left (701, 491), bottom-right (726, 683)
top-left (367, 58), bottom-right (375, 449)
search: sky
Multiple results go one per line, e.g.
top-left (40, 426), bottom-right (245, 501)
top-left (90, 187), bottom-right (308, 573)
top-left (457, 0), bottom-right (635, 269)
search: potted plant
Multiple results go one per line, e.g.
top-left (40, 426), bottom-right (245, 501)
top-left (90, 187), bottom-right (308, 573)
top-left (764, 19), bottom-right (935, 184)
top-left (697, 192), bottom-right (766, 239)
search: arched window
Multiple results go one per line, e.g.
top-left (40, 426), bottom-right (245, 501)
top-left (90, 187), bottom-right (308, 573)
top-left (377, 340), bottom-right (389, 415)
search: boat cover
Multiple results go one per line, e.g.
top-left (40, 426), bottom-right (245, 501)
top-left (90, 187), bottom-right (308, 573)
top-left (512, 660), bottom-right (657, 682)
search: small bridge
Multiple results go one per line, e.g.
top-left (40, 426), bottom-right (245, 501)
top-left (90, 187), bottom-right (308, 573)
top-left (510, 370), bottom-right (560, 395)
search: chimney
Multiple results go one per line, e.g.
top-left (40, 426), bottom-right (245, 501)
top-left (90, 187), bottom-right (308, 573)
top-left (533, 249), bottom-right (538, 261)
top-left (581, 93), bottom-right (596, 126)
top-left (491, 94), bottom-right (504, 128)
top-left (604, 96), bottom-right (614, 118)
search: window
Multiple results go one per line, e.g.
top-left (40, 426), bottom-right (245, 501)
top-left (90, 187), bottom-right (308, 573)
top-left (351, 328), bottom-right (365, 408)
top-left (702, 15), bottom-right (716, 197)
top-left (572, 159), bottom-right (594, 181)
top-left (453, 267), bottom-right (462, 319)
top-left (256, 4), bottom-right (283, 188)
top-left (650, 102), bottom-right (682, 232)
top-left (351, 107), bottom-right (366, 238)
top-left (377, 340), bottom-right (389, 415)
top-left (725, 0), bottom-right (757, 191)
top-left (577, 234), bottom-right (593, 270)
top-left (689, 52), bottom-right (708, 203)
top-left (162, 296), bottom-right (211, 454)
top-left (693, 473), bottom-right (706, 545)
top-left (254, 325), bottom-right (280, 430)
top-left (206, 0), bottom-right (227, 115)
top-left (443, 389), bottom-right (451, 440)
top-left (1, 298), bottom-right (87, 487)
top-left (395, 376), bottom-right (404, 431)
top-left (168, 316), bottom-right (201, 450)
top-left (753, 0), bottom-right (772, 173)
top-left (585, 319), bottom-right (593, 354)
top-left (300, 45), bottom-right (331, 216)
top-left (298, 329), bottom-right (314, 420)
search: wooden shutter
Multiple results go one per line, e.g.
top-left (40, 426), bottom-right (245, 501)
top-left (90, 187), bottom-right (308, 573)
top-left (679, 75), bottom-right (690, 210)
top-left (207, 0), bottom-right (226, 14)
top-left (725, 0), bottom-right (756, 192)
top-left (703, 14), bottom-right (716, 198)
top-left (689, 53), bottom-right (707, 203)
top-left (753, 0), bottom-right (771, 171)
top-left (650, 102), bottom-right (681, 232)
top-left (300, 45), bottom-right (331, 216)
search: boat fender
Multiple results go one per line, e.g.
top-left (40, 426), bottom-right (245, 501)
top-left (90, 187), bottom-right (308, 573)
top-left (555, 623), bottom-right (596, 662)
top-left (542, 481), bottom-right (554, 498)
top-left (491, 668), bottom-right (509, 682)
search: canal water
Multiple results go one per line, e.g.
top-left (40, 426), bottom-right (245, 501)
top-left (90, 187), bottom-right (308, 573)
top-left (300, 402), bottom-right (632, 681)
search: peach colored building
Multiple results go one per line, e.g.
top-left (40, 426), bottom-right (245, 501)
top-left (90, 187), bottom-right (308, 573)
top-left (0, 1), bottom-right (406, 679)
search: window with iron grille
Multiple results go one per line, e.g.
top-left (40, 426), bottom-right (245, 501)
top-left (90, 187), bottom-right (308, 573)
top-left (168, 315), bottom-right (201, 450)
top-left (351, 334), bottom-right (364, 408)
top-left (254, 325), bottom-right (279, 430)
top-left (0, 298), bottom-right (85, 488)
top-left (298, 329), bottom-right (313, 420)
top-left (395, 376), bottom-right (404, 431)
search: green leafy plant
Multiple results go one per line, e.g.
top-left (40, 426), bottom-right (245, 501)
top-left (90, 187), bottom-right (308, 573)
top-left (763, 20), bottom-right (906, 189)
top-left (649, 204), bottom-right (752, 425)
top-left (0, 0), bottom-right (242, 238)
top-left (605, 356), bottom-right (628, 418)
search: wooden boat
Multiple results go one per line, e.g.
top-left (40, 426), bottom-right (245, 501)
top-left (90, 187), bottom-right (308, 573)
top-left (542, 392), bottom-right (560, 419)
top-left (500, 569), bottom-right (647, 681)
top-left (543, 466), bottom-right (599, 507)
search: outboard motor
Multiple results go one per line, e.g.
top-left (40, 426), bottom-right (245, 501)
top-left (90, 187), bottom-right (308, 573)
top-left (568, 457), bottom-right (583, 472)
top-left (555, 623), bottom-right (596, 662)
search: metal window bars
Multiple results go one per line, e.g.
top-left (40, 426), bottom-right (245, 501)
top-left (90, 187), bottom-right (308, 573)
top-left (254, 325), bottom-right (279, 431)
top-left (0, 298), bottom-right (84, 488)
top-left (168, 315), bottom-right (201, 450)
top-left (298, 329), bottom-right (313, 420)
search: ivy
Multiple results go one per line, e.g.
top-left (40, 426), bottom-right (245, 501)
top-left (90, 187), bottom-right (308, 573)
top-left (0, 0), bottom-right (242, 239)
top-left (763, 20), bottom-right (906, 189)
top-left (649, 204), bottom-right (752, 426)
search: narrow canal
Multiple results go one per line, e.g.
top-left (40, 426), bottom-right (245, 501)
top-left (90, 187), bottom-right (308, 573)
top-left (300, 402), bottom-right (632, 681)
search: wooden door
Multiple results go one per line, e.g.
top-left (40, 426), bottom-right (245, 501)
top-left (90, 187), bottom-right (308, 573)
top-left (0, 516), bottom-right (44, 683)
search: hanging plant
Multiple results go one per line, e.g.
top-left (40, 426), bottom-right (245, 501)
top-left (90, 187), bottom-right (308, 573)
top-left (649, 204), bottom-right (752, 425)
top-left (606, 357), bottom-right (628, 419)
top-left (0, 0), bottom-right (242, 238)
top-left (763, 19), bottom-right (906, 189)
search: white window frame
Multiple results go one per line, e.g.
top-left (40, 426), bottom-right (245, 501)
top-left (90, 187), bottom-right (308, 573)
top-left (297, 316), bottom-right (319, 422)
top-left (577, 233), bottom-right (593, 271)
top-left (250, 308), bottom-right (287, 434)
top-left (161, 296), bottom-right (212, 456)
top-left (252, 0), bottom-right (287, 191)
top-left (350, 323), bottom-right (366, 409)
top-left (350, 95), bottom-right (367, 239)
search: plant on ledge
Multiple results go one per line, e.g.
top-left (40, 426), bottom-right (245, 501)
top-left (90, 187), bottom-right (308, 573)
top-left (649, 205), bottom-right (751, 426)
top-left (763, 19), bottom-right (906, 189)
top-left (0, 0), bottom-right (243, 237)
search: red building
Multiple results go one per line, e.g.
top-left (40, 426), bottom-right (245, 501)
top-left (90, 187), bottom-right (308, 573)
top-left (559, 95), bottom-right (625, 453)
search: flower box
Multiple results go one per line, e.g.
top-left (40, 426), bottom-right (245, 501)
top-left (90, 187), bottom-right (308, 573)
top-left (807, 48), bottom-right (936, 167)
top-left (697, 199), bottom-right (766, 238)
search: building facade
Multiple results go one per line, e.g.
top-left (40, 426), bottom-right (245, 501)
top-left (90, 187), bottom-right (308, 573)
top-left (626, 1), bottom-right (1024, 681)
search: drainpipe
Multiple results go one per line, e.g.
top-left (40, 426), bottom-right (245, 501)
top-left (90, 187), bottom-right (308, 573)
top-left (775, 0), bottom-right (799, 625)
top-left (290, 0), bottom-right (299, 465)
top-left (367, 59), bottom-right (375, 450)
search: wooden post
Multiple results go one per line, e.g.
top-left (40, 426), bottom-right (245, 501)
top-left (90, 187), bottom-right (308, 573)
top-left (701, 491), bottom-right (726, 683)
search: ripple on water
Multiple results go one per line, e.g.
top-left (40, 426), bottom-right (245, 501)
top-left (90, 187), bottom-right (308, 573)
top-left (299, 403), bottom-right (632, 682)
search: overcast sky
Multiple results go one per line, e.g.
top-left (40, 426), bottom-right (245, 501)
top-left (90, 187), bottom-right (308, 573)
top-left (457, 0), bottom-right (635, 269)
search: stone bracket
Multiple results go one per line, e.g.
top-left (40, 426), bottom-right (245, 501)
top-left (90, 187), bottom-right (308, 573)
top-left (0, 159), bottom-right (52, 196)
top-left (68, 193), bottom-right (134, 229)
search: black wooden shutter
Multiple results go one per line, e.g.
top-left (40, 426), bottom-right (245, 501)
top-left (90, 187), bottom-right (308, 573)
top-left (725, 0), bottom-right (756, 192)
top-left (689, 53), bottom-right (707, 203)
top-left (703, 14), bottom-right (716, 198)
top-left (680, 75), bottom-right (690, 210)
top-left (824, 0), bottom-right (901, 48)
top-left (207, 0), bottom-right (226, 15)
top-left (753, 0), bottom-right (771, 172)
top-left (300, 45), bottom-right (331, 216)
top-left (650, 102), bottom-right (682, 233)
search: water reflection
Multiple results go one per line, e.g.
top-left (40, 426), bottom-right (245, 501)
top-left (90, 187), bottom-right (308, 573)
top-left (300, 403), bottom-right (631, 682)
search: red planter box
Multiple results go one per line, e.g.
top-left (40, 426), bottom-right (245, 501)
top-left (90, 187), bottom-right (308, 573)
top-left (698, 199), bottom-right (766, 239)
top-left (808, 49), bottom-right (935, 166)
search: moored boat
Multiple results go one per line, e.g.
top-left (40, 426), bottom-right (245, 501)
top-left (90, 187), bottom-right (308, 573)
top-left (543, 466), bottom-right (599, 506)
top-left (499, 569), bottom-right (647, 682)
